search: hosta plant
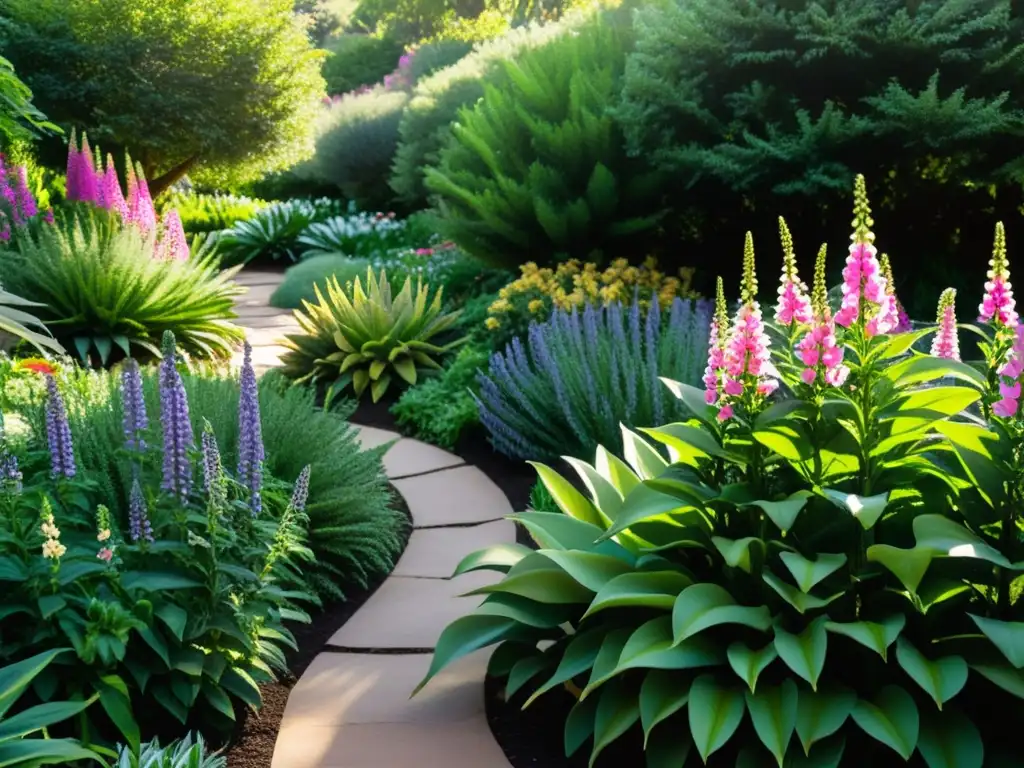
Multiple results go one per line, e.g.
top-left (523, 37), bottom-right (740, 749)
top-left (416, 176), bottom-right (1024, 766)
top-left (115, 733), bottom-right (224, 768)
top-left (215, 198), bottom-right (343, 266)
top-left (296, 205), bottom-right (409, 260)
top-left (281, 268), bottom-right (465, 404)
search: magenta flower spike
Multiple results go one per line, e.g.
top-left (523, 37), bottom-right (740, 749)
top-left (0, 156), bottom-right (19, 226)
top-left (797, 244), bottom-right (850, 388)
top-left (14, 167), bottom-right (38, 223)
top-left (994, 325), bottom-right (1024, 418)
top-left (879, 255), bottom-right (911, 333)
top-left (703, 277), bottom-right (729, 405)
top-left (76, 134), bottom-right (99, 205)
top-left (978, 222), bottom-right (1017, 329)
top-left (65, 129), bottom-right (81, 202)
top-left (133, 162), bottom-right (157, 235)
top-left (156, 209), bottom-right (189, 261)
top-left (834, 175), bottom-right (894, 337)
top-left (930, 288), bottom-right (960, 361)
top-left (774, 217), bottom-right (812, 327)
top-left (102, 154), bottom-right (129, 220)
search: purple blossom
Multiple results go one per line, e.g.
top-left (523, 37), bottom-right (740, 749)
top-left (129, 477), bottom-right (154, 543)
top-left (69, 134), bottom-right (99, 205)
top-left (289, 466), bottom-right (311, 514)
top-left (201, 424), bottom-right (221, 495)
top-left (101, 155), bottom-right (128, 220)
top-left (159, 332), bottom-right (194, 501)
top-left (121, 359), bottom-right (148, 451)
top-left (0, 413), bottom-right (21, 493)
top-left (237, 341), bottom-right (264, 515)
top-left (14, 167), bottom-right (37, 222)
top-left (44, 375), bottom-right (75, 479)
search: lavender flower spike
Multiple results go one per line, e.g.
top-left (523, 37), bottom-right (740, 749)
top-left (121, 359), bottom-right (148, 451)
top-left (45, 375), bottom-right (76, 479)
top-left (0, 411), bottom-right (21, 493)
top-left (237, 341), bottom-right (265, 516)
top-left (289, 466), bottom-right (311, 514)
top-left (128, 477), bottom-right (154, 543)
top-left (159, 332), bottom-right (194, 501)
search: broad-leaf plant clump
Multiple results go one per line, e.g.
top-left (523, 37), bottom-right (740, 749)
top-left (416, 175), bottom-right (1024, 766)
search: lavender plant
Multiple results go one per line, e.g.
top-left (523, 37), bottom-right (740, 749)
top-left (121, 358), bottom-right (148, 451)
top-left (476, 297), bottom-right (711, 460)
top-left (159, 331), bottom-right (194, 501)
top-left (237, 341), bottom-right (265, 515)
top-left (44, 373), bottom-right (75, 478)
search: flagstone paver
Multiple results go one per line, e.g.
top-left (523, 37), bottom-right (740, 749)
top-left (234, 268), bottom-right (514, 767)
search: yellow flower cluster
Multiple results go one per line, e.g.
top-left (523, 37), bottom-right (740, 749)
top-left (487, 257), bottom-right (697, 334)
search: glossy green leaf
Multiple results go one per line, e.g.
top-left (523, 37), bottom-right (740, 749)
top-left (712, 536), bottom-right (764, 574)
top-left (97, 676), bottom-right (139, 754)
top-left (787, 736), bottom-right (846, 767)
top-left (511, 512), bottom-right (604, 551)
top-left (595, 445), bottom-right (641, 498)
top-left (884, 387), bottom-right (981, 419)
top-left (120, 572), bottom-right (204, 592)
top-left (0, 649), bottom-right (68, 719)
top-left (744, 493), bottom-right (811, 532)
top-left (641, 423), bottom-right (727, 466)
top-left (727, 641), bottom-right (778, 693)
top-left (639, 670), bottom-right (691, 744)
top-left (867, 545), bottom-right (933, 593)
top-left (885, 355), bottom-right (986, 390)
top-left (774, 618), bottom-right (827, 691)
top-left (778, 552), bottom-right (847, 593)
top-left (507, 654), bottom-right (550, 698)
top-left (661, 378), bottom-right (718, 425)
top-left (825, 616), bottom-right (904, 661)
top-left (584, 571), bottom-right (691, 618)
top-left (0, 738), bottom-right (103, 765)
top-left (850, 685), bottom-right (920, 760)
top-left (763, 572), bottom-right (842, 614)
top-left (645, 718), bottom-right (693, 768)
top-left (746, 679), bottom-right (798, 767)
top-left (917, 708), bottom-right (983, 768)
top-left (529, 462), bottom-right (605, 528)
top-left (754, 424), bottom-right (815, 462)
top-left (565, 457), bottom-right (623, 525)
top-left (614, 616), bottom-right (724, 678)
top-left (911, 515), bottom-right (1010, 567)
top-left (466, 556), bottom-right (594, 605)
top-left (590, 680), bottom-right (641, 767)
top-left (968, 615), bottom-right (1024, 668)
top-left (452, 544), bottom-right (533, 577)
top-left (820, 489), bottom-right (889, 530)
top-left (0, 698), bottom-right (92, 741)
top-left (969, 663), bottom-right (1024, 700)
top-left (413, 615), bottom-right (529, 695)
top-left (673, 583), bottom-right (772, 642)
top-left (688, 674), bottom-right (746, 762)
top-left (581, 628), bottom-right (633, 698)
top-left (565, 693), bottom-right (599, 757)
top-left (895, 638), bottom-right (967, 710)
top-left (874, 328), bottom-right (933, 360)
top-left (795, 686), bottom-right (855, 755)
top-left (622, 427), bottom-right (669, 480)
top-left (524, 630), bottom-right (604, 708)
top-left (599, 483), bottom-right (701, 541)
top-left (37, 595), bottom-right (66, 620)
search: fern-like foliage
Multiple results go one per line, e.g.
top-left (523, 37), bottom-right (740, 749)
top-left (425, 15), bottom-right (665, 269)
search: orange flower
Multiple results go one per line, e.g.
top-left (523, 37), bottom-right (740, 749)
top-left (15, 358), bottom-right (58, 376)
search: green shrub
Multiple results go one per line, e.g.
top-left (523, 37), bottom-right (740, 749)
top-left (157, 192), bottom-right (268, 235)
top-left (405, 39), bottom-right (472, 81)
top-left (391, 342), bottom-right (489, 448)
top-left (215, 198), bottom-right (344, 266)
top-left (415, 181), bottom-right (1024, 766)
top-left (322, 34), bottom-right (404, 95)
top-left (116, 733), bottom-right (224, 768)
top-left (389, 13), bottom-right (591, 206)
top-left (0, 53), bottom-right (56, 146)
top-left (615, 0), bottom-right (1024, 316)
top-left (298, 89), bottom-right (409, 208)
top-left (0, 209), bottom-right (244, 364)
top-left (281, 268), bottom-right (465, 404)
top-left (427, 17), bottom-right (664, 269)
top-left (298, 208), bottom-right (410, 259)
top-left (271, 254), bottom-right (373, 309)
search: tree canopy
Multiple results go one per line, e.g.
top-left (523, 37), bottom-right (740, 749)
top-left (0, 0), bottom-right (326, 194)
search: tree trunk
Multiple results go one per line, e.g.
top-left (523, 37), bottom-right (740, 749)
top-left (146, 155), bottom-right (199, 199)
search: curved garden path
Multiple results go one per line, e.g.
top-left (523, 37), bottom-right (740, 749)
top-left (233, 270), bottom-right (516, 767)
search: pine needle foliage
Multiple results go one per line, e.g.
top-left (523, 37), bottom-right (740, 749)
top-left (425, 16), bottom-right (665, 269)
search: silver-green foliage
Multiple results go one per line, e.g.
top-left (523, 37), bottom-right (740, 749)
top-left (116, 733), bottom-right (224, 768)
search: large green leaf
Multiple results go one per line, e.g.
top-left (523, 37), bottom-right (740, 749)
top-left (97, 675), bottom-right (139, 754)
top-left (895, 638), bottom-right (967, 710)
top-left (969, 663), bottom-right (1024, 700)
top-left (452, 543), bottom-right (533, 577)
top-left (795, 686), bottom-right (855, 755)
top-left (885, 355), bottom-right (986, 391)
top-left (645, 718), bottom-right (693, 768)
top-left (911, 515), bottom-right (1010, 568)
top-left (622, 427), bottom-right (669, 480)
top-left (538, 550), bottom-right (633, 593)
top-left (744, 493), bottom-right (810, 532)
top-left (712, 537), bottom-right (764, 574)
top-left (120, 572), bottom-right (204, 592)
top-left (466, 556), bottom-right (594, 605)
top-left (524, 630), bottom-right (604, 708)
top-left (746, 680), bottom-right (798, 767)
top-left (584, 571), bottom-right (691, 618)
top-left (590, 679), bottom-right (640, 767)
top-left (639, 670), bottom-right (691, 745)
top-left (599, 483), bottom-right (701, 541)
top-left (661, 379), bottom-right (719, 425)
top-left (529, 462), bottom-right (605, 528)
top-left (565, 693), bottom-right (599, 757)
top-left (414, 615), bottom-right (529, 695)
top-left (0, 738), bottom-right (103, 765)
top-left (754, 423), bottom-right (815, 462)
top-left (917, 708), bottom-right (984, 768)
top-left (774, 618), bottom-right (827, 691)
top-left (763, 572), bottom-right (842, 614)
top-left (476, 593), bottom-right (572, 628)
top-left (688, 674), bottom-right (746, 762)
top-left (820, 490), bottom-right (889, 530)
top-left (672, 583), bottom-right (772, 643)
top-left (968, 615), bottom-right (1024, 668)
top-left (581, 628), bottom-right (633, 698)
top-left (641, 423), bottom-right (728, 466)
top-left (825, 616), bottom-right (904, 661)
top-left (511, 512), bottom-right (604, 551)
top-left (507, 654), bottom-right (551, 698)
top-left (867, 545), bottom-right (933, 593)
top-left (882, 387), bottom-right (981, 420)
top-left (0, 699), bottom-right (92, 741)
top-left (0, 649), bottom-right (68, 719)
top-left (565, 457), bottom-right (624, 525)
top-left (727, 642), bottom-right (778, 694)
top-left (778, 552), bottom-right (847, 593)
top-left (850, 686), bottom-right (920, 760)
top-left (614, 616), bottom-right (724, 678)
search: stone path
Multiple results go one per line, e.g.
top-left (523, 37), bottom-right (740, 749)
top-left (229, 270), bottom-right (516, 767)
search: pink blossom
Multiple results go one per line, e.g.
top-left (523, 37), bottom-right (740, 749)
top-left (978, 222), bottom-right (1017, 328)
top-left (775, 280), bottom-right (813, 326)
top-left (930, 289), bottom-right (960, 361)
top-left (835, 242), bottom-right (893, 336)
top-left (994, 325), bottom-right (1024, 419)
top-left (101, 155), bottom-right (129, 220)
top-left (704, 278), bottom-right (730, 406)
top-left (69, 134), bottom-right (99, 205)
top-left (797, 317), bottom-right (849, 389)
top-left (801, 368), bottom-right (816, 384)
top-left (97, 547), bottom-right (113, 562)
top-left (14, 167), bottom-right (37, 222)
top-left (994, 398), bottom-right (1018, 418)
top-left (717, 404), bottom-right (734, 422)
top-left (126, 162), bottom-right (157, 235)
top-left (1000, 381), bottom-right (1021, 399)
top-left (156, 209), bottom-right (189, 261)
top-left (721, 302), bottom-right (777, 403)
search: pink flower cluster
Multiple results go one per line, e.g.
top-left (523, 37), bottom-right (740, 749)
top-left (994, 325), bottom-right (1024, 418)
top-left (776, 279), bottom-right (812, 326)
top-left (718, 303), bottom-right (778, 421)
top-left (155, 209), bottom-right (189, 262)
top-left (797, 321), bottom-right (849, 387)
top-left (703, 317), bottom-right (725, 404)
top-left (0, 154), bottom-right (46, 240)
top-left (834, 242), bottom-right (894, 336)
top-left (979, 223), bottom-right (1017, 329)
top-left (930, 289), bottom-right (960, 361)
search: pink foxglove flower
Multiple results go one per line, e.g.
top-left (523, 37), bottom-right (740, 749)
top-left (978, 222), bottom-right (1017, 328)
top-left (717, 233), bottom-right (778, 420)
top-left (156, 209), bottom-right (189, 261)
top-left (774, 217), bottom-right (812, 326)
top-left (703, 277), bottom-right (729, 404)
top-left (72, 134), bottom-right (99, 205)
top-left (101, 154), bottom-right (129, 220)
top-left (994, 324), bottom-right (1024, 418)
top-left (797, 244), bottom-right (850, 388)
top-left (880, 254), bottom-right (911, 333)
top-left (65, 129), bottom-right (81, 201)
top-left (930, 288), bottom-right (960, 361)
top-left (132, 162), bottom-right (157, 235)
top-left (834, 175), bottom-right (894, 337)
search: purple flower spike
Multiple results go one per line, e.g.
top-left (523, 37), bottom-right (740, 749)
top-left (44, 375), bottom-right (75, 479)
top-left (159, 332), bottom-right (194, 501)
top-left (237, 341), bottom-right (265, 515)
top-left (0, 413), bottom-right (22, 494)
top-left (129, 477), bottom-right (154, 543)
top-left (14, 167), bottom-right (37, 223)
top-left (290, 466), bottom-right (310, 514)
top-left (102, 155), bottom-right (128, 220)
top-left (121, 359), bottom-right (148, 451)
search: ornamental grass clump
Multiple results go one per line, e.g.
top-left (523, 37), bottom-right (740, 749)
top-left (417, 174), bottom-right (1024, 766)
top-left (281, 267), bottom-right (465, 404)
top-left (477, 295), bottom-right (711, 460)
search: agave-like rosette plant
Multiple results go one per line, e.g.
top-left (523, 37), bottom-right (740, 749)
top-left (414, 178), bottom-right (1024, 767)
top-left (281, 268), bottom-right (465, 404)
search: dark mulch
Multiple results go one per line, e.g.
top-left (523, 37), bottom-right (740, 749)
top-left (223, 487), bottom-right (412, 768)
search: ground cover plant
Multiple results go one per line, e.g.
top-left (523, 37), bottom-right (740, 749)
top-left (416, 177), bottom-right (1024, 766)
top-left (0, 335), bottom-right (315, 751)
top-left (214, 198), bottom-right (344, 267)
